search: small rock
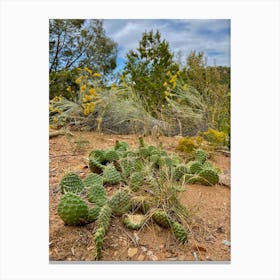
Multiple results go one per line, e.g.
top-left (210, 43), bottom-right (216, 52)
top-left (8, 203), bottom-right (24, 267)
top-left (216, 226), bottom-right (225, 233)
top-left (140, 246), bottom-right (147, 252)
top-left (148, 255), bottom-right (158, 261)
top-left (128, 247), bottom-right (138, 258)
top-left (222, 240), bottom-right (231, 246)
top-left (137, 254), bottom-right (145, 261)
top-left (133, 233), bottom-right (140, 244)
top-left (146, 250), bottom-right (153, 256)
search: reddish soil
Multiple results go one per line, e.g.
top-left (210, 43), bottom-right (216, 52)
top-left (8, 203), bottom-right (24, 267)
top-left (49, 131), bottom-right (230, 262)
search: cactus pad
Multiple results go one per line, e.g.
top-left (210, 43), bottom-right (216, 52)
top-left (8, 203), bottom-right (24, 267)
top-left (197, 168), bottom-right (219, 186)
top-left (173, 164), bottom-right (188, 181)
top-left (171, 221), bottom-right (188, 244)
top-left (123, 214), bottom-right (146, 230)
top-left (59, 172), bottom-right (85, 194)
top-left (114, 140), bottom-right (129, 151)
top-left (58, 193), bottom-right (89, 226)
top-left (88, 206), bottom-right (101, 222)
top-left (89, 157), bottom-right (105, 174)
top-left (129, 172), bottom-right (144, 192)
top-left (152, 209), bottom-right (170, 228)
top-left (131, 196), bottom-right (152, 213)
top-left (105, 149), bottom-right (120, 162)
top-left (89, 149), bottom-right (106, 163)
top-left (119, 157), bottom-right (135, 178)
top-left (83, 173), bottom-right (103, 188)
top-left (103, 164), bottom-right (121, 185)
top-left (188, 161), bottom-right (203, 174)
top-left (195, 149), bottom-right (207, 164)
top-left (86, 184), bottom-right (107, 206)
top-left (108, 190), bottom-right (131, 215)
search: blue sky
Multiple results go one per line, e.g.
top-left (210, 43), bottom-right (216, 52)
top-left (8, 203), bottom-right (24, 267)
top-left (103, 19), bottom-right (230, 72)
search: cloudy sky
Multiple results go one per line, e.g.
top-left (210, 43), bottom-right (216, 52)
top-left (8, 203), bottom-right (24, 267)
top-left (103, 19), bottom-right (230, 72)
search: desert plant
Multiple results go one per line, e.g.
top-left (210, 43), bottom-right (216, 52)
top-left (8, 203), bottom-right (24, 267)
top-left (59, 172), bottom-right (85, 194)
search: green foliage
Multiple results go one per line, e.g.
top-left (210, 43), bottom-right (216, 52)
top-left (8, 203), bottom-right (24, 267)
top-left (173, 164), bottom-right (189, 181)
top-left (59, 172), bottom-right (85, 194)
top-left (187, 161), bottom-right (203, 174)
top-left (104, 149), bottom-right (120, 162)
top-left (49, 19), bottom-right (117, 75)
top-left (123, 30), bottom-right (179, 115)
top-left (58, 193), bottom-right (89, 225)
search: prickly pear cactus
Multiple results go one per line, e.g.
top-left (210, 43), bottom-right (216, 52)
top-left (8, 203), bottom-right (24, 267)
top-left (94, 226), bottom-right (106, 260)
top-left (158, 156), bottom-right (173, 168)
top-left (123, 214), bottom-right (145, 230)
top-left (139, 147), bottom-right (150, 158)
top-left (103, 164), bottom-right (121, 185)
top-left (83, 173), bottom-right (103, 188)
top-left (86, 184), bottom-right (107, 206)
top-left (108, 190), bottom-right (131, 215)
top-left (58, 193), bottom-right (89, 226)
top-left (188, 161), bottom-right (203, 174)
top-left (59, 172), bottom-right (85, 194)
top-left (114, 140), bottom-right (129, 151)
top-left (89, 149), bottom-right (106, 163)
top-left (87, 206), bottom-right (101, 222)
top-left (118, 157), bottom-right (135, 179)
top-left (129, 172), bottom-right (144, 192)
top-left (173, 164), bottom-right (189, 181)
top-left (152, 209), bottom-right (170, 228)
top-left (89, 157), bottom-right (105, 174)
top-left (105, 149), bottom-right (120, 162)
top-left (94, 204), bottom-right (112, 260)
top-left (197, 168), bottom-right (219, 186)
top-left (130, 195), bottom-right (152, 213)
top-left (170, 221), bottom-right (188, 244)
top-left (195, 149), bottom-right (207, 164)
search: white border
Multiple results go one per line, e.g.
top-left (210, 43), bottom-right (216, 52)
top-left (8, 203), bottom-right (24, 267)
top-left (0, 0), bottom-right (279, 279)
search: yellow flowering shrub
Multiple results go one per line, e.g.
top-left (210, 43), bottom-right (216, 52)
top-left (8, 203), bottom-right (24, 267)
top-left (176, 136), bottom-right (203, 153)
top-left (202, 128), bottom-right (227, 146)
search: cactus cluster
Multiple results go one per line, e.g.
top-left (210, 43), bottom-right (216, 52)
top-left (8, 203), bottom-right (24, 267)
top-left (56, 137), bottom-right (221, 260)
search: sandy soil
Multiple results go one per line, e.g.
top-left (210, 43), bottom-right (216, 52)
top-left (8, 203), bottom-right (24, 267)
top-left (49, 131), bottom-right (230, 262)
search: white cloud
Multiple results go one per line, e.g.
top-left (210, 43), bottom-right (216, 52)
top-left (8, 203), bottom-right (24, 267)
top-left (103, 19), bottom-right (230, 66)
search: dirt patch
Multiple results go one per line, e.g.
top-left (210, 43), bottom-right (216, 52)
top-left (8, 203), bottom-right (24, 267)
top-left (49, 131), bottom-right (230, 262)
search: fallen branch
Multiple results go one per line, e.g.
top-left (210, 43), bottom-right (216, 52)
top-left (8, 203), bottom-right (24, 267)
top-left (49, 131), bottom-right (74, 138)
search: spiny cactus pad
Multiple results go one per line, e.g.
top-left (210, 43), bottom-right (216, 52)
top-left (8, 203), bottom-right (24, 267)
top-left (103, 164), bottom-right (121, 185)
top-left (188, 161), bottom-right (203, 174)
top-left (88, 206), bottom-right (101, 222)
top-left (131, 196), bottom-right (152, 213)
top-left (173, 164), bottom-right (189, 181)
top-left (89, 149), bottom-right (106, 163)
top-left (86, 184), bottom-right (107, 206)
top-left (83, 173), bottom-right (103, 188)
top-left (58, 193), bottom-right (89, 226)
top-left (171, 221), bottom-right (188, 244)
top-left (152, 209), bottom-right (170, 228)
top-left (108, 190), bottom-right (131, 215)
top-left (195, 149), bottom-right (207, 164)
top-left (129, 172), bottom-right (144, 192)
top-left (123, 214), bottom-right (145, 230)
top-left (119, 157), bottom-right (135, 179)
top-left (196, 168), bottom-right (219, 186)
top-left (59, 172), bottom-right (85, 194)
top-left (115, 140), bottom-right (129, 151)
top-left (97, 204), bottom-right (112, 231)
top-left (89, 157), bottom-right (105, 174)
top-left (105, 149), bottom-right (120, 162)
